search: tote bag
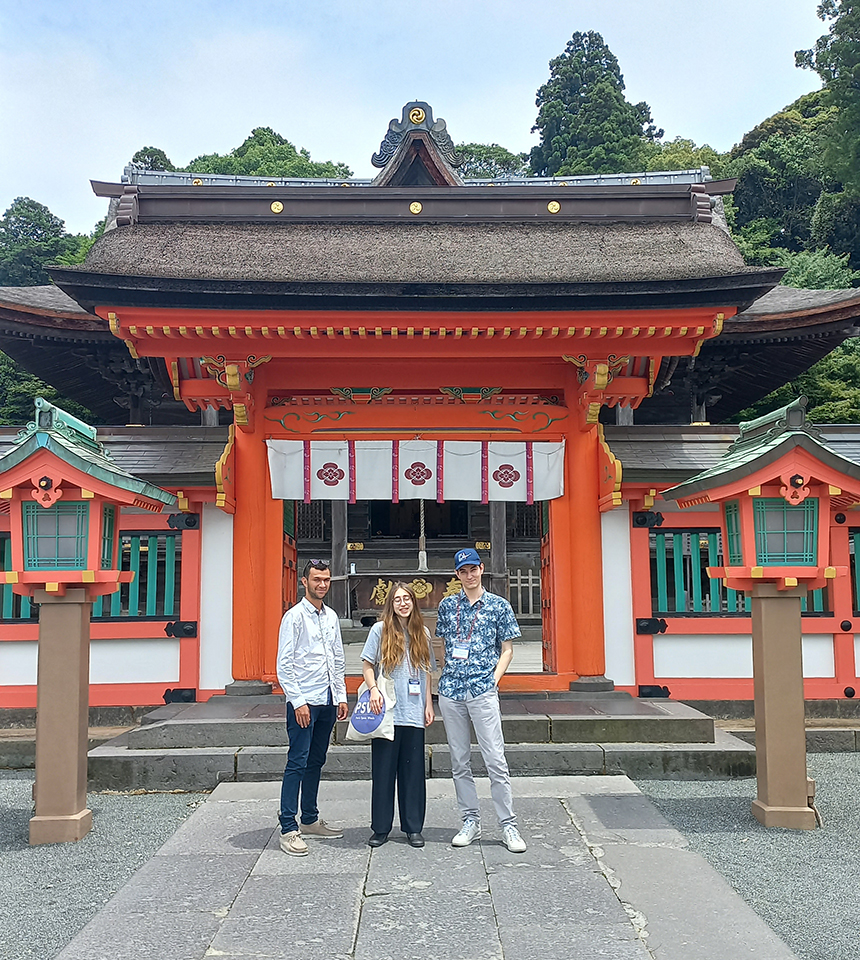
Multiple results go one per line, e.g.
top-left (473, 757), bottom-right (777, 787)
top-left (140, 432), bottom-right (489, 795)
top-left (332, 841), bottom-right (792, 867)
top-left (345, 673), bottom-right (396, 741)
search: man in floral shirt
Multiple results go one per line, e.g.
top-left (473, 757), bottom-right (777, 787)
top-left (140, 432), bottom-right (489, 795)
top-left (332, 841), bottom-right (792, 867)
top-left (436, 548), bottom-right (526, 853)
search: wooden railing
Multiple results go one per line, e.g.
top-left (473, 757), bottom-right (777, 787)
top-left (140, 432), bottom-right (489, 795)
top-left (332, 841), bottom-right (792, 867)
top-left (508, 568), bottom-right (541, 617)
top-left (651, 528), bottom-right (828, 617)
top-left (0, 531), bottom-right (182, 621)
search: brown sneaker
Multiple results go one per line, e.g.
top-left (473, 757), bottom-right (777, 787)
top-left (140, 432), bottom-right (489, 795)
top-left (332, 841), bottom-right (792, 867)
top-left (279, 830), bottom-right (309, 856)
top-left (301, 818), bottom-right (343, 839)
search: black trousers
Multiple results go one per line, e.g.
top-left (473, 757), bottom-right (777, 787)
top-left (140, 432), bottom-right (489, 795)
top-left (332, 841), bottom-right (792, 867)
top-left (370, 724), bottom-right (426, 835)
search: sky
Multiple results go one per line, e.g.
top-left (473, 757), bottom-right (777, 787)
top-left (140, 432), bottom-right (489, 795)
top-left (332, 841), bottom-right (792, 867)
top-left (0, 0), bottom-right (827, 235)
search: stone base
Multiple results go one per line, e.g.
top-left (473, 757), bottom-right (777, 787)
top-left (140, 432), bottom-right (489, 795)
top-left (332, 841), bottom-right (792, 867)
top-left (30, 808), bottom-right (93, 845)
top-left (569, 675), bottom-right (616, 694)
top-left (750, 799), bottom-right (817, 830)
top-left (223, 681), bottom-right (273, 697)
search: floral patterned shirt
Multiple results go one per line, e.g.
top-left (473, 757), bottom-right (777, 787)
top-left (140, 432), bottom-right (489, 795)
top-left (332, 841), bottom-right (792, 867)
top-left (436, 589), bottom-right (521, 700)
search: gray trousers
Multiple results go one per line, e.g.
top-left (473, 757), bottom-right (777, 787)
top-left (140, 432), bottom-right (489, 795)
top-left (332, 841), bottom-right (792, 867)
top-left (438, 689), bottom-right (516, 828)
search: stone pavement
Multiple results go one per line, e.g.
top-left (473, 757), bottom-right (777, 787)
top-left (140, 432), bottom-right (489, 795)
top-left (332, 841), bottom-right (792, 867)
top-left (55, 776), bottom-right (798, 960)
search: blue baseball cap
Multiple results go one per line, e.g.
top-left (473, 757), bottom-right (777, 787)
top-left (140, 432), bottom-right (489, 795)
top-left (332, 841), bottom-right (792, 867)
top-left (454, 548), bottom-right (482, 570)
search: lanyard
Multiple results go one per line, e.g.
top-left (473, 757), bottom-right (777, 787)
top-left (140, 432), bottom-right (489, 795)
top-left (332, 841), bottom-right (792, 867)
top-left (456, 598), bottom-right (482, 644)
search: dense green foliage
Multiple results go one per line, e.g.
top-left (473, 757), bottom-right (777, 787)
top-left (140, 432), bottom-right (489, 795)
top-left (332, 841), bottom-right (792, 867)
top-left (457, 143), bottom-right (529, 179)
top-left (797, 0), bottom-right (860, 194)
top-left (0, 198), bottom-right (93, 286)
top-left (530, 31), bottom-right (662, 176)
top-left (185, 127), bottom-right (352, 179)
top-left (642, 137), bottom-right (726, 177)
top-left (0, 353), bottom-right (93, 425)
top-left (131, 146), bottom-right (175, 171)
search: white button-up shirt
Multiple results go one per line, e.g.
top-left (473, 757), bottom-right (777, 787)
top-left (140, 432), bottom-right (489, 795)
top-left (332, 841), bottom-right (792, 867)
top-left (276, 597), bottom-right (346, 709)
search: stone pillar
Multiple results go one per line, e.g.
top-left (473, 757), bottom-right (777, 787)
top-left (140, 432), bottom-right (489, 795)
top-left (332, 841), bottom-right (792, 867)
top-left (750, 583), bottom-right (816, 829)
top-left (488, 501), bottom-right (508, 599)
top-left (29, 589), bottom-right (93, 845)
top-left (200, 406), bottom-right (219, 426)
top-left (330, 500), bottom-right (349, 618)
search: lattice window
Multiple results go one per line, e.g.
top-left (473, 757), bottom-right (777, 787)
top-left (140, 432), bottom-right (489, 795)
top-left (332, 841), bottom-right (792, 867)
top-left (22, 502), bottom-right (88, 570)
top-left (724, 501), bottom-right (742, 564)
top-left (297, 501), bottom-right (325, 540)
top-left (514, 503), bottom-right (540, 539)
top-left (754, 498), bottom-right (818, 565)
top-left (101, 505), bottom-right (116, 569)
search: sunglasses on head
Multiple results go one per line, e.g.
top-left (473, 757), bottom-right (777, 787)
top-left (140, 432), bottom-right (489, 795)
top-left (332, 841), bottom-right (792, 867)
top-left (303, 559), bottom-right (330, 576)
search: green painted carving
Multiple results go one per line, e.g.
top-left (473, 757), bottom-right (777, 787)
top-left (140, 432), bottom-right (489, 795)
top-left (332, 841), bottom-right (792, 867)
top-left (478, 410), bottom-right (567, 433)
top-left (264, 410), bottom-right (355, 432)
top-left (439, 387), bottom-right (503, 403)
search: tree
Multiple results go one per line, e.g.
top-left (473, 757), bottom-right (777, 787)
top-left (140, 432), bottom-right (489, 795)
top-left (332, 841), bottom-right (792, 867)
top-left (723, 92), bottom-right (841, 262)
top-left (796, 0), bottom-right (860, 193)
top-left (0, 352), bottom-right (94, 425)
top-left (530, 31), bottom-right (662, 177)
top-left (776, 246), bottom-right (859, 287)
top-left (456, 143), bottom-right (529, 179)
top-left (0, 198), bottom-right (92, 286)
top-left (810, 189), bottom-right (860, 268)
top-left (641, 137), bottom-right (727, 177)
top-left (131, 146), bottom-right (175, 171)
top-left (185, 127), bottom-right (351, 179)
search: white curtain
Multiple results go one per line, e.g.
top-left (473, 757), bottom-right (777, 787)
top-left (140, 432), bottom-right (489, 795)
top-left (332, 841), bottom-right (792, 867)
top-left (266, 439), bottom-right (565, 502)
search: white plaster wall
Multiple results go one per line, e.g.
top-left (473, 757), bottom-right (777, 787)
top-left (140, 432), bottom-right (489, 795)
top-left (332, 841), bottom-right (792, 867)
top-left (654, 633), bottom-right (835, 678)
top-left (801, 635), bottom-right (835, 678)
top-left (654, 634), bottom-right (753, 678)
top-left (90, 639), bottom-right (180, 683)
top-left (601, 505), bottom-right (635, 686)
top-left (0, 641), bottom-right (37, 684)
top-left (198, 503), bottom-right (234, 690)
top-left (0, 639), bottom-right (180, 685)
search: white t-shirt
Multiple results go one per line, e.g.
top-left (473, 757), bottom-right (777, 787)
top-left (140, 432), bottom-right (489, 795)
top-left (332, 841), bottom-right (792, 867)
top-left (360, 622), bottom-right (436, 728)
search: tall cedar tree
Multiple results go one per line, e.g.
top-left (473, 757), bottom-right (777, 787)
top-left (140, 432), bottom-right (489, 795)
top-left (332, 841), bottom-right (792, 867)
top-left (530, 31), bottom-right (662, 177)
top-left (797, 1), bottom-right (860, 194)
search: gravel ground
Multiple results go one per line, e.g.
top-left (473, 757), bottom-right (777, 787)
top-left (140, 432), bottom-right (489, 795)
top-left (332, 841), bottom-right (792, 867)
top-left (637, 753), bottom-right (860, 960)
top-left (0, 771), bottom-right (207, 960)
top-left (3, 759), bottom-right (858, 960)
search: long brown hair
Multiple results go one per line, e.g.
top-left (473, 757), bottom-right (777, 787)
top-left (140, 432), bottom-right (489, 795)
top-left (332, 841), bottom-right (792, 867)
top-left (378, 582), bottom-right (431, 674)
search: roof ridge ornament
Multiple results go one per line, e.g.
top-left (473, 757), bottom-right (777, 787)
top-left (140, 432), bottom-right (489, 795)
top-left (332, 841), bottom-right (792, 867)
top-left (732, 396), bottom-right (820, 455)
top-left (16, 397), bottom-right (105, 455)
top-left (371, 101), bottom-right (462, 170)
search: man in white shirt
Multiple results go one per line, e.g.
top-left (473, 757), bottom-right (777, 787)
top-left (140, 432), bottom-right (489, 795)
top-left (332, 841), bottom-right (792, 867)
top-left (276, 560), bottom-right (348, 856)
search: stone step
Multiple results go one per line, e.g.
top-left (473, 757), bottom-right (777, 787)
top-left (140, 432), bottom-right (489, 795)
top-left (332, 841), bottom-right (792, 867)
top-left (125, 696), bottom-right (715, 750)
top-left (0, 726), bottom-right (132, 769)
top-left (86, 731), bottom-right (756, 791)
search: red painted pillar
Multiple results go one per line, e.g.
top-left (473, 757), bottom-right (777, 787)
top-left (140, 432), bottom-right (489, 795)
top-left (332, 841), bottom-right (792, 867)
top-left (231, 371), bottom-right (284, 685)
top-left (550, 369), bottom-right (607, 680)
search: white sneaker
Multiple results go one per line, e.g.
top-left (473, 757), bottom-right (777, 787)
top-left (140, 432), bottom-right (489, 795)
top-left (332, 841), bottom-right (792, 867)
top-left (279, 830), bottom-right (309, 857)
top-left (502, 825), bottom-right (526, 853)
top-left (451, 818), bottom-right (481, 847)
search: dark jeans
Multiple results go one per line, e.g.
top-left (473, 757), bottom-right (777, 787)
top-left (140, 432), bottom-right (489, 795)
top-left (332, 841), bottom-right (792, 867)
top-left (279, 700), bottom-right (338, 834)
top-left (371, 725), bottom-right (426, 835)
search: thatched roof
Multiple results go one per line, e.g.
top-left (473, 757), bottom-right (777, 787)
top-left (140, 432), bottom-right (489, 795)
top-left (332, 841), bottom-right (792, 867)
top-left (79, 219), bottom-right (752, 286)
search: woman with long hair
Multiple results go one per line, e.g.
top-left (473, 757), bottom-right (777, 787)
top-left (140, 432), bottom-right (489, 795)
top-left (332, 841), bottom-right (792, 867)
top-left (360, 582), bottom-right (436, 848)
